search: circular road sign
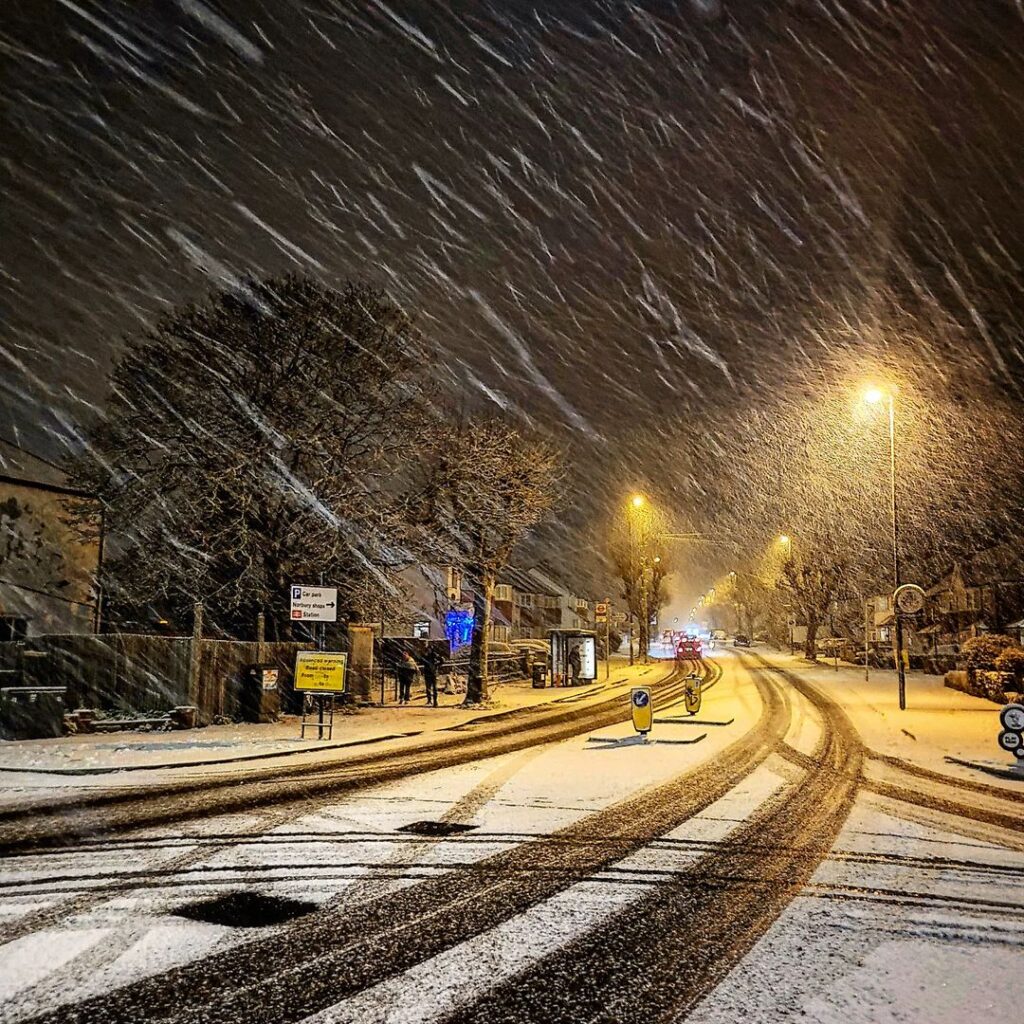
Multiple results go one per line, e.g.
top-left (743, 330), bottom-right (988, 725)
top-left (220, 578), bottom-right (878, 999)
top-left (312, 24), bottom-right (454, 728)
top-left (997, 729), bottom-right (1023, 752)
top-left (1000, 704), bottom-right (1024, 732)
top-left (632, 689), bottom-right (650, 708)
top-left (894, 584), bottom-right (926, 615)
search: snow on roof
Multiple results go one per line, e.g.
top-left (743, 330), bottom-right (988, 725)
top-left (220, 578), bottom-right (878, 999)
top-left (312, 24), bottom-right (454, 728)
top-left (498, 565), bottom-right (561, 598)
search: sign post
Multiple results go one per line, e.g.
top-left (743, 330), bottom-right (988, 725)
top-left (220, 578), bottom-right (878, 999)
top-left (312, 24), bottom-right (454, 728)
top-left (893, 584), bottom-right (925, 710)
top-left (596, 600), bottom-right (610, 680)
top-left (295, 650), bottom-right (347, 740)
top-left (631, 686), bottom-right (653, 739)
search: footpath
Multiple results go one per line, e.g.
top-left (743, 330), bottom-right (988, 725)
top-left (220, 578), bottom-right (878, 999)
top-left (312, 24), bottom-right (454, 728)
top-left (748, 646), bottom-right (1020, 785)
top-left (0, 659), bottom-right (666, 788)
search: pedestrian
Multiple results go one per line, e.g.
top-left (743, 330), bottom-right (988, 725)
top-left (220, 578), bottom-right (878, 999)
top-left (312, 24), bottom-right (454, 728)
top-left (422, 645), bottom-right (443, 707)
top-left (397, 649), bottom-right (417, 705)
top-left (567, 643), bottom-right (581, 685)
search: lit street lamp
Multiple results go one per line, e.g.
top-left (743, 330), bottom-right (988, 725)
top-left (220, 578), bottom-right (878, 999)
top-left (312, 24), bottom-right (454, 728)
top-left (626, 494), bottom-right (648, 665)
top-left (864, 385), bottom-right (907, 710)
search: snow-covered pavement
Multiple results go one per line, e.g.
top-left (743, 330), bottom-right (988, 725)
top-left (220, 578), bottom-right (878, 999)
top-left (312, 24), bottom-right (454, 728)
top-left (746, 646), bottom-right (1020, 787)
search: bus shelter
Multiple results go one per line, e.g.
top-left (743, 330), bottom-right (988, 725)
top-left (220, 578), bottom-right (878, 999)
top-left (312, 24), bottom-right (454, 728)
top-left (548, 629), bottom-right (597, 686)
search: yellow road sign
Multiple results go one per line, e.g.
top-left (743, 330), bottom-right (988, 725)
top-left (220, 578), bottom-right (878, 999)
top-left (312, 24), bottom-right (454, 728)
top-left (631, 686), bottom-right (653, 734)
top-left (294, 651), bottom-right (348, 693)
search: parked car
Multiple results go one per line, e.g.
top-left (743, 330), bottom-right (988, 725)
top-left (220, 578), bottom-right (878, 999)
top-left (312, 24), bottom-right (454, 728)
top-left (733, 634), bottom-right (751, 647)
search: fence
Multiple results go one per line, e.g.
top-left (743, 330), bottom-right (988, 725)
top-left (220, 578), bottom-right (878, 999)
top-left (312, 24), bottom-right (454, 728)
top-left (0, 634), bottom-right (312, 723)
top-left (373, 651), bottom-right (529, 704)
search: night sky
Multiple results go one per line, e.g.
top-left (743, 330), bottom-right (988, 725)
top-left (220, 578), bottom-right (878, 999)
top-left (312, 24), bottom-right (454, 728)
top-left (4, 1), bottom-right (1024, 598)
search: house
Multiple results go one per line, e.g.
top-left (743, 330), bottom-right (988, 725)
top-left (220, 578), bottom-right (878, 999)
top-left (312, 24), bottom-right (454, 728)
top-left (396, 562), bottom-right (593, 649)
top-left (0, 472), bottom-right (102, 638)
top-left (924, 543), bottom-right (1024, 648)
top-left (525, 567), bottom-right (592, 631)
top-left (496, 566), bottom-right (561, 640)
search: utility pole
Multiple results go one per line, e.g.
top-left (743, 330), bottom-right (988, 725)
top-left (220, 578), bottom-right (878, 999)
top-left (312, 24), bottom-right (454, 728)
top-left (887, 394), bottom-right (907, 710)
top-left (188, 602), bottom-right (203, 718)
top-left (865, 386), bottom-right (907, 710)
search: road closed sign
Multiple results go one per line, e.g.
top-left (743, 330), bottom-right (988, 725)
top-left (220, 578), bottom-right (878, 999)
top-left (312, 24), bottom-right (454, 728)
top-left (290, 585), bottom-right (338, 621)
top-left (631, 686), bottom-right (653, 735)
top-left (294, 651), bottom-right (348, 693)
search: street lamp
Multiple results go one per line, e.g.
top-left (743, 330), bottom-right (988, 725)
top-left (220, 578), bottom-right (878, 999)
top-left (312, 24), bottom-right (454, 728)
top-left (626, 494), bottom-right (650, 665)
top-left (863, 384), bottom-right (907, 710)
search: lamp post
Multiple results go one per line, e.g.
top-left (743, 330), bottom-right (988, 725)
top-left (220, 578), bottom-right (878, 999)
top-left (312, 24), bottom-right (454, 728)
top-left (627, 494), bottom-right (644, 666)
top-left (865, 386), bottom-right (907, 710)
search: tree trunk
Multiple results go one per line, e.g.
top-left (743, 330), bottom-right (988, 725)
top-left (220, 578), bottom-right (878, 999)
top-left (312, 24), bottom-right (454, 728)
top-left (467, 572), bottom-right (494, 704)
top-left (804, 617), bottom-right (819, 661)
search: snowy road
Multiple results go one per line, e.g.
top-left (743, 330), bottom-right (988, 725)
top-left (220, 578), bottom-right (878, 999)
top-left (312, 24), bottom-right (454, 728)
top-left (0, 652), bottom-right (1020, 1024)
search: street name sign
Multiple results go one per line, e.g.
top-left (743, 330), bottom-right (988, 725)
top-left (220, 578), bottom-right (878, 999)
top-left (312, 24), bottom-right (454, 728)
top-left (893, 584), bottom-right (926, 616)
top-left (631, 686), bottom-right (653, 735)
top-left (294, 651), bottom-right (348, 693)
top-left (290, 585), bottom-right (338, 621)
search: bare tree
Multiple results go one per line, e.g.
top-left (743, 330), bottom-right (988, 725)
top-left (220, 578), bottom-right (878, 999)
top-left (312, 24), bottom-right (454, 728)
top-left (68, 274), bottom-right (430, 638)
top-left (608, 503), bottom-right (670, 662)
top-left (423, 418), bottom-right (561, 704)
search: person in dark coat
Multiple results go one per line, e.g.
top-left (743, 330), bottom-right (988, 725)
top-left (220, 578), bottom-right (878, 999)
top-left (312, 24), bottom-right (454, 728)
top-left (421, 646), bottom-right (443, 707)
top-left (567, 643), bottom-right (582, 685)
top-left (397, 650), bottom-right (418, 704)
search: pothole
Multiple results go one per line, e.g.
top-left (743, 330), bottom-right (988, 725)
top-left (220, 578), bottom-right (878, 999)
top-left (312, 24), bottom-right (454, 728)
top-left (397, 820), bottom-right (478, 837)
top-left (172, 891), bottom-right (316, 928)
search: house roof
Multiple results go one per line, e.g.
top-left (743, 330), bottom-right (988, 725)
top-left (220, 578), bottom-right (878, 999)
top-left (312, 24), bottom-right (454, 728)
top-left (929, 542), bottom-right (1024, 592)
top-left (498, 565), bottom-right (561, 599)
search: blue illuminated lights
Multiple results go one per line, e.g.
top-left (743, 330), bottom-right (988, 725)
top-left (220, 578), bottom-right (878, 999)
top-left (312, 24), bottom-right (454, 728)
top-left (445, 609), bottom-right (474, 649)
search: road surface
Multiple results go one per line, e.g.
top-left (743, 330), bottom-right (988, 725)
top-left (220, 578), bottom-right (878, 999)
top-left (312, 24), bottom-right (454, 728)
top-left (0, 650), bottom-right (1020, 1023)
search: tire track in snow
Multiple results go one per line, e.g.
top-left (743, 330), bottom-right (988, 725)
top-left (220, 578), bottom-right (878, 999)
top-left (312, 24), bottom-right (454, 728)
top-left (0, 665), bottom-right (691, 944)
top-left (434, 660), bottom-right (861, 1024)
top-left (0, 664), bottom-right (690, 860)
top-left (4, 742), bottom-right (558, 1023)
top-left (21, 659), bottom-right (787, 1024)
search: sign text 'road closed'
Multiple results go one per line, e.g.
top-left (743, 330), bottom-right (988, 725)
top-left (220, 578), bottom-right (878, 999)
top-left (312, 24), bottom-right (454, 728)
top-left (294, 651), bottom-right (348, 693)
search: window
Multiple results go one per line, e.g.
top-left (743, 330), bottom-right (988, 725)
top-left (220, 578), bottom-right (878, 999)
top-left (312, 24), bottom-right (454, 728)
top-left (493, 584), bottom-right (513, 602)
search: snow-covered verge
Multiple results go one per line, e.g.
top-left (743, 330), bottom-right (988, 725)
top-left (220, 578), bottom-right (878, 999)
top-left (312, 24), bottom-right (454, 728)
top-left (0, 660), bottom-right (669, 803)
top-left (746, 647), bottom-right (1021, 788)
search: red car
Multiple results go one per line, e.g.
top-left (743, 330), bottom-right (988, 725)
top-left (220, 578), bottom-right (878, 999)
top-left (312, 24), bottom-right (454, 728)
top-left (676, 636), bottom-right (702, 660)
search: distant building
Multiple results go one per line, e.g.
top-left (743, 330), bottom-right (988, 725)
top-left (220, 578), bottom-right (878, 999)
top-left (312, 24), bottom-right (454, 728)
top-left (393, 562), bottom-right (594, 649)
top-left (0, 473), bottom-right (102, 638)
top-left (526, 567), bottom-right (591, 631)
top-left (923, 543), bottom-right (1024, 649)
